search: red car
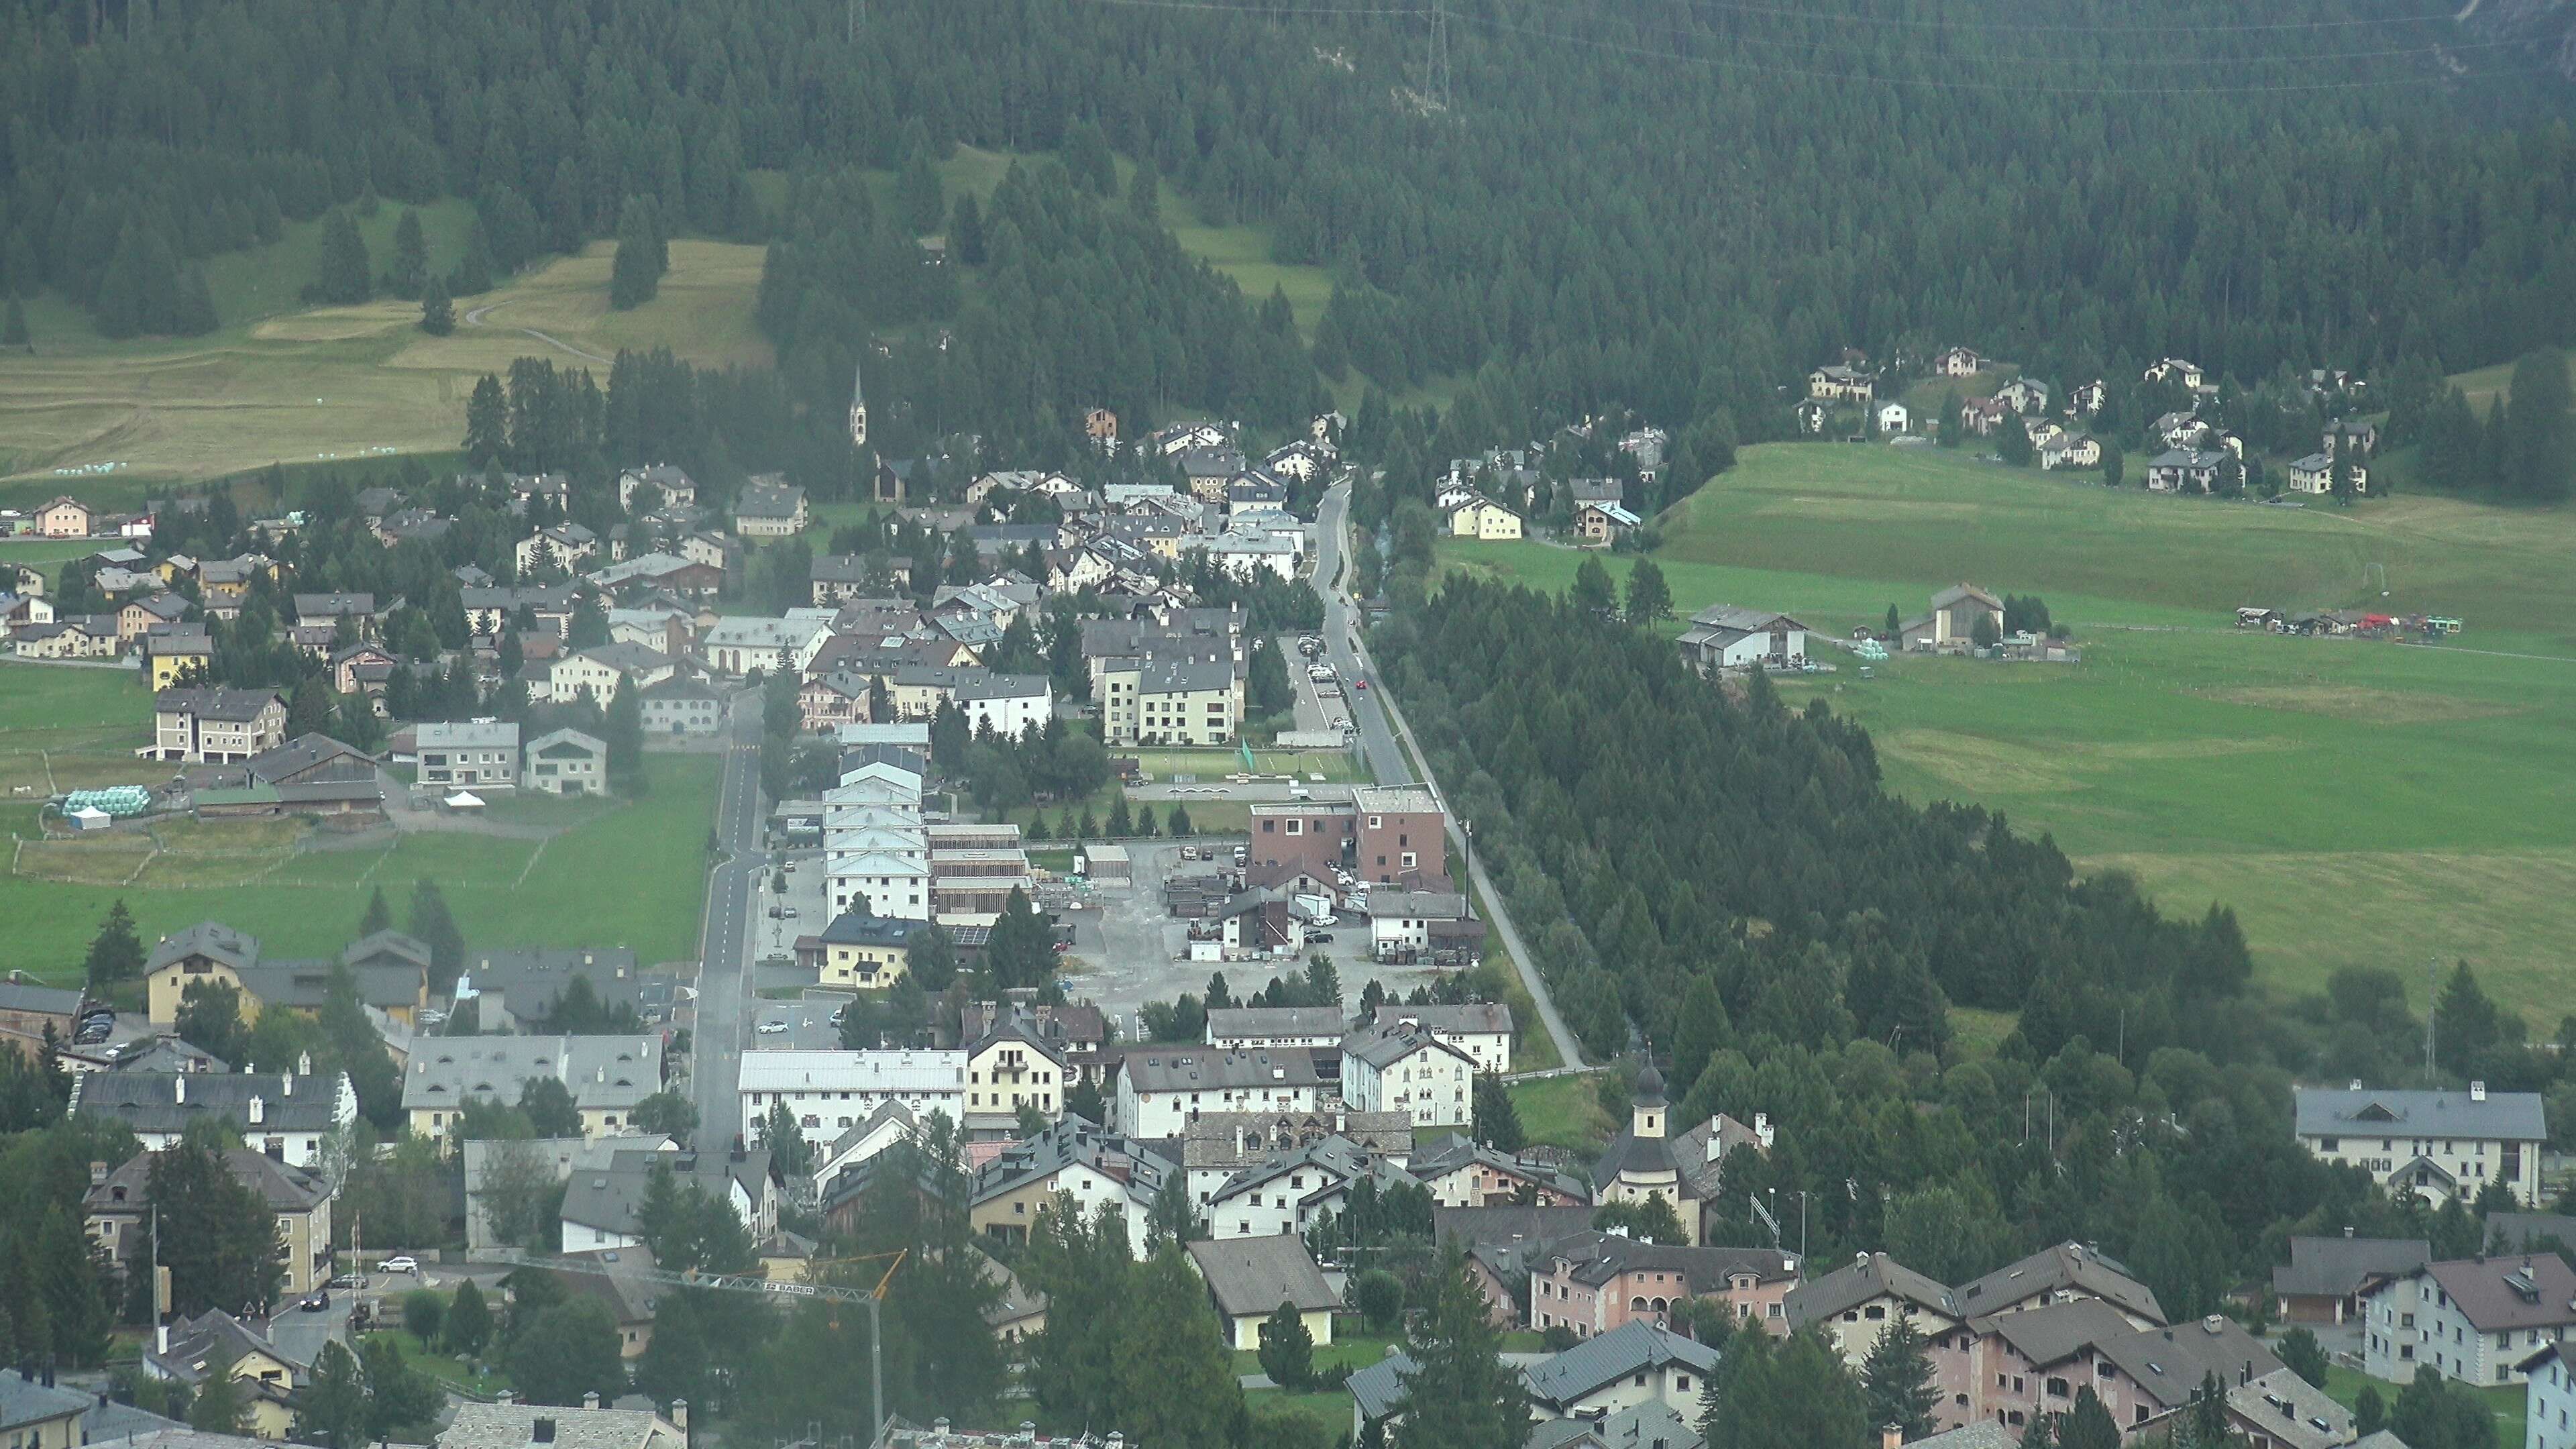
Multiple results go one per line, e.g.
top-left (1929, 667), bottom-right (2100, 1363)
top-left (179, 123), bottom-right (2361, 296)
top-left (1352, 678), bottom-right (1368, 691)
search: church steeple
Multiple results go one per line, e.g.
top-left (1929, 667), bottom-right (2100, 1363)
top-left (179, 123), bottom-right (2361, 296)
top-left (1632, 1059), bottom-right (1666, 1140)
top-left (847, 354), bottom-right (869, 449)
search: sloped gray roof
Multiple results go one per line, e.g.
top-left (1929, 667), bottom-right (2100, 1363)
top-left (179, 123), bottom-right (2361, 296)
top-left (71, 1070), bottom-right (346, 1136)
top-left (1953, 1241), bottom-right (2163, 1323)
top-left (1348, 1350), bottom-right (1420, 1423)
top-left (0, 1374), bottom-right (94, 1433)
top-left (1205, 1006), bottom-right (1350, 1040)
top-left (2271, 1236), bottom-right (2429, 1299)
top-left (1185, 1234), bottom-right (1337, 1318)
top-left (1522, 1320), bottom-right (1719, 1407)
top-left (2293, 1086), bottom-right (2546, 1142)
top-left (1784, 1252), bottom-right (1957, 1328)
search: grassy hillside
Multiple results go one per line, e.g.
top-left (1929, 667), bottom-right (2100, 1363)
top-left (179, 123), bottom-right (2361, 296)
top-left (0, 238), bottom-right (770, 496)
top-left (1436, 443), bottom-right (2576, 1024)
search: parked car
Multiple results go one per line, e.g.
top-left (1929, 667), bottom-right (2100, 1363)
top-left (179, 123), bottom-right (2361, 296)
top-left (326, 1273), bottom-right (360, 1289)
top-left (378, 1256), bottom-right (420, 1275)
top-left (757, 1019), bottom-right (788, 1034)
top-left (1308, 932), bottom-right (1335, 944)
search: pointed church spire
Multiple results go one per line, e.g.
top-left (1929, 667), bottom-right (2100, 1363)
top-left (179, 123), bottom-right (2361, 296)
top-left (847, 352), bottom-right (869, 448)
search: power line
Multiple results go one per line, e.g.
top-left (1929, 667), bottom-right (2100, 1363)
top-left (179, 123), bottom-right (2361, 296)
top-left (1617, 0), bottom-right (2479, 36)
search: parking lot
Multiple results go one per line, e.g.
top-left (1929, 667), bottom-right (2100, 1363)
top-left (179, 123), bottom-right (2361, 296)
top-left (1064, 837), bottom-right (1458, 1039)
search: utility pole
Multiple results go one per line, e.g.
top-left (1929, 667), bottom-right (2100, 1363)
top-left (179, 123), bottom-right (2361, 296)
top-left (2424, 957), bottom-right (2438, 1084)
top-left (1426, 0), bottom-right (1452, 111)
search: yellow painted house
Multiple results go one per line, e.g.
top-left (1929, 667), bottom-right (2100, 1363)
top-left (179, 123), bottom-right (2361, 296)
top-left (1448, 499), bottom-right (1523, 541)
top-left (796, 910), bottom-right (918, 989)
top-left (143, 920), bottom-right (430, 1027)
top-left (146, 1309), bottom-right (306, 1440)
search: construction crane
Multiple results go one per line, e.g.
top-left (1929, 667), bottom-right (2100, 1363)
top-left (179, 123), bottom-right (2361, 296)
top-left (501, 1250), bottom-right (906, 1438)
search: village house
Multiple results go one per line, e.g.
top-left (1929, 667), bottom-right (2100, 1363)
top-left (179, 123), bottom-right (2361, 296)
top-left (1808, 365), bottom-right (1875, 402)
top-left (1523, 1320), bottom-right (1721, 1422)
top-left (2363, 1256), bottom-right (2576, 1388)
top-left (1182, 1110), bottom-right (1412, 1206)
top-left (702, 614), bottom-right (830, 678)
top-left (2295, 1084), bottom-right (2548, 1208)
top-left (2526, 1344), bottom-right (2575, 1449)
top-left (741, 1049), bottom-right (964, 1138)
top-left (2326, 420), bottom-right (2380, 456)
top-left (142, 625), bottom-right (212, 688)
top-left (36, 496), bottom-right (95, 537)
top-left (1934, 345), bottom-right (1986, 376)
top-left (1366, 1002), bottom-right (1515, 1074)
top-left (734, 478), bottom-right (809, 537)
top-left (1340, 1020), bottom-right (1476, 1129)
top-left (640, 676), bottom-right (724, 735)
top-left (1785, 1253), bottom-right (1964, 1367)
top-left (417, 720), bottom-right (520, 789)
top-left (2273, 1234), bottom-right (2430, 1325)
top-left (1532, 1233), bottom-right (1801, 1338)
top-left (617, 463), bottom-right (697, 511)
top-left (1959, 396), bottom-right (2009, 437)
top-left (144, 1309), bottom-right (304, 1437)
top-left (967, 1118), bottom-right (1175, 1256)
top-left (1366, 891), bottom-right (1483, 963)
top-left (439, 1399), bottom-right (688, 1449)
top-left (150, 688), bottom-right (286, 763)
top-left (1116, 1048), bottom-right (1323, 1139)
top-left (1677, 606), bottom-right (1809, 672)
top-left (1877, 400), bottom-right (1911, 434)
top-left (1899, 584), bottom-right (2006, 653)
top-left (2144, 358), bottom-right (2206, 390)
top-left (0, 983), bottom-right (85, 1061)
top-left (404, 1034), bottom-right (662, 1138)
top-left (963, 1018), bottom-right (1066, 1136)
top-left (559, 1144), bottom-right (775, 1253)
top-left (2145, 448), bottom-right (2226, 493)
top-left (140, 920), bottom-right (427, 1026)
top-left (86, 1148), bottom-right (336, 1293)
top-left (1572, 499), bottom-right (1641, 545)
top-left (115, 592), bottom-right (189, 647)
top-left (525, 727), bottom-right (608, 795)
top-left (2287, 451), bottom-right (2367, 496)
top-left (515, 523), bottom-right (602, 577)
top-left (2067, 379), bottom-right (2107, 416)
top-left (1205, 1006), bottom-right (1350, 1051)
top-left (1995, 377), bottom-right (2051, 415)
top-left (1203, 1133), bottom-right (1413, 1240)
top-left (1406, 1132), bottom-right (1584, 1210)
top-left (12, 616), bottom-right (119, 659)
top-left (549, 643), bottom-right (674, 704)
top-left (1187, 1234), bottom-right (1339, 1352)
top-left (71, 1068), bottom-right (358, 1171)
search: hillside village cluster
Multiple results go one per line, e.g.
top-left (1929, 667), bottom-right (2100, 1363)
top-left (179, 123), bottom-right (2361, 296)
top-left (0, 390), bottom-right (2558, 1449)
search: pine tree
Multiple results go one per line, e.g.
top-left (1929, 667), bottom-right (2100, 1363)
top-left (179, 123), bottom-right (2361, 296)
top-left (1472, 1073), bottom-right (1524, 1152)
top-left (2101, 445), bottom-right (2124, 488)
top-left (420, 273), bottom-right (454, 335)
top-left (188, 1370), bottom-right (248, 1434)
top-left (2500, 347), bottom-right (2574, 501)
top-left (609, 197), bottom-right (662, 310)
top-left (897, 151), bottom-right (945, 237)
top-left (85, 900), bottom-right (146, 988)
top-left (951, 193), bottom-right (987, 266)
top-left (314, 209), bottom-right (372, 305)
top-left (1623, 558), bottom-right (1671, 623)
top-left (451, 219), bottom-right (496, 296)
top-left (1256, 1299), bottom-right (1313, 1391)
top-left (1128, 161), bottom-right (1161, 223)
top-left (2057, 1388), bottom-right (2121, 1449)
top-left (1391, 1242), bottom-right (1528, 1448)
top-left (1998, 415), bottom-right (2035, 466)
top-left (360, 885), bottom-right (392, 937)
top-left (1571, 556), bottom-right (1615, 613)
top-left (464, 374), bottom-right (508, 463)
top-left (443, 1280), bottom-right (493, 1355)
top-left (1861, 1316), bottom-right (1940, 1442)
top-left (390, 208), bottom-right (427, 298)
top-left (299, 1342), bottom-right (370, 1448)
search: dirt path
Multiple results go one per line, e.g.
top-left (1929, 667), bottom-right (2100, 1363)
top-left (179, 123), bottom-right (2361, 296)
top-left (460, 302), bottom-right (614, 366)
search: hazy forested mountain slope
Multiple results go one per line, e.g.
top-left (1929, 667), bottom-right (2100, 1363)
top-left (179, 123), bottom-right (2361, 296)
top-left (3, 0), bottom-right (2573, 455)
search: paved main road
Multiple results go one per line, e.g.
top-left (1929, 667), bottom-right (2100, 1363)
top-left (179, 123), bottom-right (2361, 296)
top-left (1311, 480), bottom-right (1589, 1071)
top-left (690, 690), bottom-right (766, 1149)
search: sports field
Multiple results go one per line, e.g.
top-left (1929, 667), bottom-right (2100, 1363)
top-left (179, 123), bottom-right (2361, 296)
top-left (0, 663), bottom-right (718, 981)
top-left (1437, 443), bottom-right (2576, 1024)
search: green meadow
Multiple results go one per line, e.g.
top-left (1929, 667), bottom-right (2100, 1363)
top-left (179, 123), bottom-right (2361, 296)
top-left (0, 663), bottom-right (717, 980)
top-left (1437, 443), bottom-right (2576, 1025)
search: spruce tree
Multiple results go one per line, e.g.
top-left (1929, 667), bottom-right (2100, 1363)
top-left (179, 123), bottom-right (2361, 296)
top-left (1391, 1243), bottom-right (1528, 1449)
top-left (314, 209), bottom-right (372, 306)
top-left (420, 272), bottom-right (454, 334)
top-left (451, 219), bottom-right (496, 296)
top-left (390, 208), bottom-right (427, 297)
top-left (1861, 1316), bottom-right (1940, 1442)
top-left (85, 900), bottom-right (146, 988)
top-left (175, 267), bottom-right (218, 335)
top-left (896, 150), bottom-right (945, 237)
top-left (951, 193), bottom-right (986, 265)
top-left (610, 197), bottom-right (661, 309)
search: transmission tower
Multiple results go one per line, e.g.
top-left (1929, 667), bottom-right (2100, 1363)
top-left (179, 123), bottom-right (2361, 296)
top-left (1427, 0), bottom-right (1451, 111)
